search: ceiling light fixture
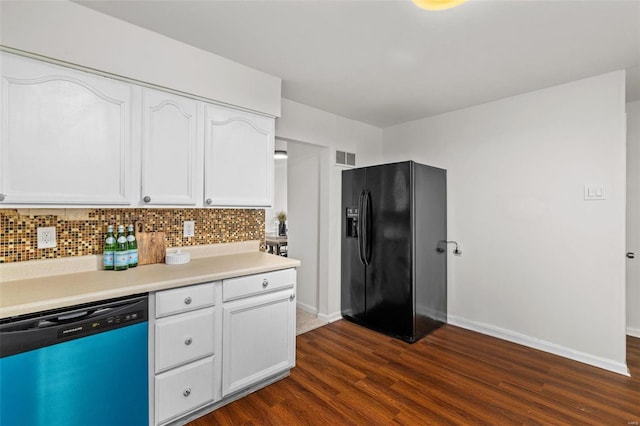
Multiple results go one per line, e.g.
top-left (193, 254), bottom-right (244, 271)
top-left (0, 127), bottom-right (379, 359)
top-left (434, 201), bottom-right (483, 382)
top-left (274, 150), bottom-right (288, 160)
top-left (412, 0), bottom-right (467, 11)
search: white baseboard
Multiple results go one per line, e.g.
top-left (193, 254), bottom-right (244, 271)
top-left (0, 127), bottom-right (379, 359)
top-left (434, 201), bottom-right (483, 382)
top-left (628, 327), bottom-right (640, 338)
top-left (295, 302), bottom-right (318, 315)
top-left (448, 315), bottom-right (630, 377)
top-left (318, 311), bottom-right (342, 323)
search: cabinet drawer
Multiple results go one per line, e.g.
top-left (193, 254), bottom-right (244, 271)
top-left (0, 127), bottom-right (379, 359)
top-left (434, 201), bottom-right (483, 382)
top-left (223, 268), bottom-right (295, 302)
top-left (156, 282), bottom-right (215, 317)
top-left (155, 307), bottom-right (215, 373)
top-left (155, 356), bottom-right (216, 425)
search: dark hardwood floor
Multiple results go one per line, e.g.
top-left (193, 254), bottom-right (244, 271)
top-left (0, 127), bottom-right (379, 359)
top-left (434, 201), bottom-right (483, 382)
top-left (189, 321), bottom-right (640, 425)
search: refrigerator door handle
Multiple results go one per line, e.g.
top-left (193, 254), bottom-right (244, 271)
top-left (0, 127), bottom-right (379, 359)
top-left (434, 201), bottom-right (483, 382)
top-left (364, 190), bottom-right (372, 265)
top-left (357, 190), bottom-right (366, 265)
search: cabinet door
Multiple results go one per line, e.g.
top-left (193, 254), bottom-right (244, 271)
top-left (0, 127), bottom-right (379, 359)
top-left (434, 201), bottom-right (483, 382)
top-left (204, 104), bottom-right (274, 207)
top-left (141, 88), bottom-right (198, 205)
top-left (221, 289), bottom-right (295, 397)
top-left (0, 52), bottom-right (131, 205)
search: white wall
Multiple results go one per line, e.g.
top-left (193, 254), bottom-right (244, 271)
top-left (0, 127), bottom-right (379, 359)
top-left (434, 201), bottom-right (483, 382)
top-left (0, 1), bottom-right (281, 116)
top-left (627, 100), bottom-right (640, 337)
top-left (276, 99), bottom-right (383, 321)
top-left (287, 142), bottom-right (323, 313)
top-left (383, 72), bottom-right (627, 374)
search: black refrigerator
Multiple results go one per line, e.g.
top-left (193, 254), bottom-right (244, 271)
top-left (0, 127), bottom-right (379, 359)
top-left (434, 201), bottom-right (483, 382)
top-left (341, 160), bottom-right (447, 343)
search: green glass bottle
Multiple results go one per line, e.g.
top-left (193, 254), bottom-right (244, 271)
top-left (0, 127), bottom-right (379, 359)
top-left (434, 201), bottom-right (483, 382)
top-left (127, 224), bottom-right (138, 268)
top-left (114, 225), bottom-right (129, 271)
top-left (103, 225), bottom-right (116, 270)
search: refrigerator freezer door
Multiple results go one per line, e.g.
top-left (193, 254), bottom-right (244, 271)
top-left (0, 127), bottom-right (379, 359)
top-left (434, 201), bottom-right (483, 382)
top-left (364, 162), bottom-right (414, 340)
top-left (341, 168), bottom-right (366, 321)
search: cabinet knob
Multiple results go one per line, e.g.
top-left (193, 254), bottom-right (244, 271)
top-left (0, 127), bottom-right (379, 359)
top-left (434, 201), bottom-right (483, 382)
top-left (289, 293), bottom-right (296, 301)
top-left (184, 296), bottom-right (192, 305)
top-left (262, 279), bottom-right (269, 288)
top-left (143, 195), bottom-right (151, 203)
top-left (183, 387), bottom-right (191, 397)
top-left (184, 337), bottom-right (193, 346)
top-left (0, 194), bottom-right (5, 201)
top-left (205, 198), bottom-right (212, 205)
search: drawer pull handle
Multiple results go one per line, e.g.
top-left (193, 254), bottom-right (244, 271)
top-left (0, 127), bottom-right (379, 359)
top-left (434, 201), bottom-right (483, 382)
top-left (185, 337), bottom-right (193, 346)
top-left (184, 296), bottom-right (192, 305)
top-left (183, 387), bottom-right (191, 397)
top-left (143, 195), bottom-right (151, 203)
top-left (262, 279), bottom-right (269, 288)
top-left (289, 293), bottom-right (296, 301)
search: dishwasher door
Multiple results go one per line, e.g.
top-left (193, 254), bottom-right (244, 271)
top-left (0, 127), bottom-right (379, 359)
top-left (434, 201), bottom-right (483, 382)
top-left (0, 294), bottom-right (149, 426)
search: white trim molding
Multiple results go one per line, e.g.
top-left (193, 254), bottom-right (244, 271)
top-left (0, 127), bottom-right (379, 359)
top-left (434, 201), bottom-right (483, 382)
top-left (627, 327), bottom-right (640, 339)
top-left (295, 302), bottom-right (318, 315)
top-left (448, 315), bottom-right (630, 377)
top-left (318, 311), bottom-right (343, 323)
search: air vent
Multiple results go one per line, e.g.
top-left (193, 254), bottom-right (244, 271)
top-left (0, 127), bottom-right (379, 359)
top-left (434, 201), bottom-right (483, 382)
top-left (335, 150), bottom-right (356, 167)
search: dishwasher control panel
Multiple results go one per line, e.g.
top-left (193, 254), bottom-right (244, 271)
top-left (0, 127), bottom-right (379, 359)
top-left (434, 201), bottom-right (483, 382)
top-left (58, 309), bottom-right (145, 339)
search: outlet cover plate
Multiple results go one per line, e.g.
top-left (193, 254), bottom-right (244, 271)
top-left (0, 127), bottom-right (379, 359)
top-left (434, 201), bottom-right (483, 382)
top-left (183, 221), bottom-right (195, 237)
top-left (37, 226), bottom-right (57, 249)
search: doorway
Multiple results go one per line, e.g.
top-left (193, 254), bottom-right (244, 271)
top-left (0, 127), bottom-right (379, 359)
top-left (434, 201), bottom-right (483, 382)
top-left (269, 138), bottom-right (328, 334)
top-left (627, 101), bottom-right (640, 339)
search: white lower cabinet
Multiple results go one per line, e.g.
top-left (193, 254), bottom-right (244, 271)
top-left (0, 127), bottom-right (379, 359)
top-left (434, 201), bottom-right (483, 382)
top-left (222, 289), bottom-right (296, 397)
top-left (150, 268), bottom-right (296, 425)
top-left (155, 356), bottom-right (216, 425)
top-left (151, 282), bottom-right (220, 426)
top-left (155, 308), bottom-right (216, 374)
top-left (155, 282), bottom-right (215, 318)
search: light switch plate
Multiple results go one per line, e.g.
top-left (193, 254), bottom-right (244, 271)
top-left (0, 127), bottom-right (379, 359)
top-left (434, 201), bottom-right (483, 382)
top-left (584, 184), bottom-right (606, 201)
top-left (183, 221), bottom-right (195, 237)
top-left (37, 226), bottom-right (57, 248)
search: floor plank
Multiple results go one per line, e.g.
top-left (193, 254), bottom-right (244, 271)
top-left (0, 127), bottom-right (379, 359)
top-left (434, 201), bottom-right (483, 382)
top-left (188, 321), bottom-right (640, 425)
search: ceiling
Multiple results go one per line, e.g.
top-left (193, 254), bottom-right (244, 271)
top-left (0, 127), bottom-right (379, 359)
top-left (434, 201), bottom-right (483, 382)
top-left (77, 0), bottom-right (640, 128)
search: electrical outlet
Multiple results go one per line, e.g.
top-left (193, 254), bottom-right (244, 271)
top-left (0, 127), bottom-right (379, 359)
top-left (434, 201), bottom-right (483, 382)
top-left (37, 226), bottom-right (57, 249)
top-left (183, 221), bottom-right (195, 237)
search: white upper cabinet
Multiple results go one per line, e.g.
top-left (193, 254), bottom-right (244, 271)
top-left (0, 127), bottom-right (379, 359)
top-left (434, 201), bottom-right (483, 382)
top-left (0, 52), bottom-right (276, 208)
top-left (141, 88), bottom-right (198, 206)
top-left (204, 105), bottom-right (274, 207)
top-left (0, 52), bottom-right (132, 205)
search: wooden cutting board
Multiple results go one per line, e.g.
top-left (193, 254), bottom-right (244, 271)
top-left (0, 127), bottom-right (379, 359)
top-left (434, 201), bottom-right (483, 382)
top-left (135, 222), bottom-right (166, 265)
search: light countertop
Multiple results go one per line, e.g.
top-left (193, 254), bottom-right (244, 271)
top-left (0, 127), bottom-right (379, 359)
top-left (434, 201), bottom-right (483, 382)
top-left (0, 250), bottom-right (300, 319)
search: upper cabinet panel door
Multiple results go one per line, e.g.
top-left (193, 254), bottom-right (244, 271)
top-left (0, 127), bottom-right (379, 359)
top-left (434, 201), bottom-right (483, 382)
top-left (141, 88), bottom-right (198, 206)
top-left (0, 52), bottom-right (132, 205)
top-left (204, 105), bottom-right (274, 207)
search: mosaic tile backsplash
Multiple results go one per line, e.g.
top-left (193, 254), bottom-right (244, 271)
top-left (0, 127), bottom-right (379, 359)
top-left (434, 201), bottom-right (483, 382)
top-left (0, 208), bottom-right (265, 263)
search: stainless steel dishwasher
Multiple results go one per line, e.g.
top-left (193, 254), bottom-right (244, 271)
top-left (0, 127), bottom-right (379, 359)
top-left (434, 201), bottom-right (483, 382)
top-left (0, 294), bottom-right (149, 426)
